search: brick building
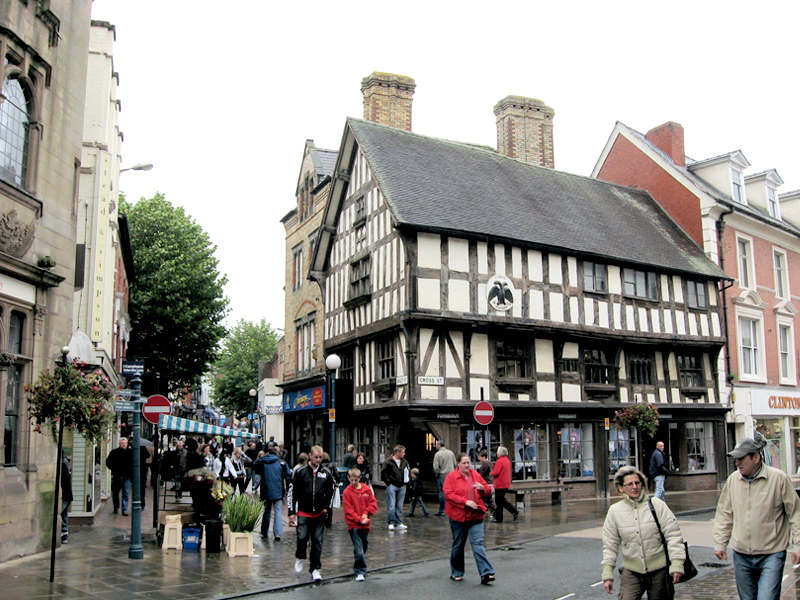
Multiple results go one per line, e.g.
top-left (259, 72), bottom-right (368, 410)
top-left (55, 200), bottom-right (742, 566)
top-left (593, 121), bottom-right (800, 477)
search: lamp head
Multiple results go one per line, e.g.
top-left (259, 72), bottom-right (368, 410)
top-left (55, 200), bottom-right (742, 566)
top-left (60, 346), bottom-right (70, 357)
top-left (325, 354), bottom-right (341, 371)
top-left (249, 388), bottom-right (257, 397)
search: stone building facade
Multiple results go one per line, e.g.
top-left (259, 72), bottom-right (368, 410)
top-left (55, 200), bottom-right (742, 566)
top-left (0, 0), bottom-right (93, 562)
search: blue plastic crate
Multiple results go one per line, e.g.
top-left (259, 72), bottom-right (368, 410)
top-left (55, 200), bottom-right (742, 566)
top-left (182, 528), bottom-right (200, 550)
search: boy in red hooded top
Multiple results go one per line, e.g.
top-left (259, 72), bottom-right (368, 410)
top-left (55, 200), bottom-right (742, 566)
top-left (343, 467), bottom-right (378, 581)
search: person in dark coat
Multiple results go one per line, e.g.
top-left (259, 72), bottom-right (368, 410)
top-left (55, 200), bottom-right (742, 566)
top-left (61, 454), bottom-right (73, 543)
top-left (253, 446), bottom-right (291, 541)
top-left (106, 438), bottom-right (133, 515)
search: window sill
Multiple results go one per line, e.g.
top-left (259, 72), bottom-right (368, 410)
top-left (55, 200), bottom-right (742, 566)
top-left (344, 294), bottom-right (371, 310)
top-left (497, 378), bottom-right (533, 392)
top-left (680, 387), bottom-right (708, 399)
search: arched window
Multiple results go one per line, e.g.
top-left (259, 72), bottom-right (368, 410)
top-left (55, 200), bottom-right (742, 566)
top-left (0, 77), bottom-right (30, 188)
top-left (4, 310), bottom-right (26, 466)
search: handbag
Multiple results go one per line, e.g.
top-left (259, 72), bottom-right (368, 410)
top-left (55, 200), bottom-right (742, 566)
top-left (648, 499), bottom-right (698, 583)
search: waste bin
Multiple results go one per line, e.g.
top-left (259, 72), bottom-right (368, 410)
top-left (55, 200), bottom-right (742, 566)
top-left (205, 519), bottom-right (222, 553)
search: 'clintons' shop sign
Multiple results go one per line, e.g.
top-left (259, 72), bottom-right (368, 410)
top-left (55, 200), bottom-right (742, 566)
top-left (752, 388), bottom-right (800, 413)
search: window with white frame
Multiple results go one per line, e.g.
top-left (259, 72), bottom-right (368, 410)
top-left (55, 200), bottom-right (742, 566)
top-left (731, 168), bottom-right (745, 203)
top-left (686, 280), bottom-right (707, 309)
top-left (292, 243), bottom-right (303, 292)
top-left (685, 421), bottom-right (715, 472)
top-left (609, 425), bottom-right (637, 473)
top-left (779, 323), bottom-right (795, 383)
top-left (623, 268), bottom-right (658, 300)
top-left (768, 187), bottom-right (781, 219)
top-left (584, 261), bottom-right (607, 293)
top-left (774, 250), bottom-right (788, 299)
top-left (295, 315), bottom-right (315, 373)
top-left (737, 238), bottom-right (753, 289)
top-left (738, 316), bottom-right (761, 378)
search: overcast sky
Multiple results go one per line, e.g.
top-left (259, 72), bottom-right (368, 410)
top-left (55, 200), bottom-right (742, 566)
top-left (90, 1), bottom-right (799, 332)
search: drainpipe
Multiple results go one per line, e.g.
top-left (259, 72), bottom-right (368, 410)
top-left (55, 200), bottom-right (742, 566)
top-left (716, 206), bottom-right (735, 384)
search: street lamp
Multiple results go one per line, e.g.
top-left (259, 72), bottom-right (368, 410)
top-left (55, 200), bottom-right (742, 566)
top-left (325, 354), bottom-right (341, 463)
top-left (49, 346), bottom-right (69, 582)
top-left (120, 162), bottom-right (153, 172)
top-left (249, 388), bottom-right (257, 433)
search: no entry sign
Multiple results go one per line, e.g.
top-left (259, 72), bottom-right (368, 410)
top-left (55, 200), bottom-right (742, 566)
top-left (473, 401), bottom-right (494, 426)
top-left (143, 394), bottom-right (171, 424)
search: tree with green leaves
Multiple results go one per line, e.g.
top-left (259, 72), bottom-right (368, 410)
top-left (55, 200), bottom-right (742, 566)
top-left (211, 318), bottom-right (280, 415)
top-left (121, 193), bottom-right (229, 391)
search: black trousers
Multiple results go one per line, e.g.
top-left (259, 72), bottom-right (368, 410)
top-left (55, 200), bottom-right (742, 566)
top-left (494, 488), bottom-right (518, 522)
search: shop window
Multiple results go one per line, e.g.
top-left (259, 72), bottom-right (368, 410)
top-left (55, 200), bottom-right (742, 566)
top-left (462, 427), bottom-right (492, 464)
top-left (677, 354), bottom-right (704, 389)
top-left (628, 353), bottom-right (654, 386)
top-left (513, 425), bottom-right (550, 481)
top-left (685, 421), bottom-right (715, 472)
top-left (609, 425), bottom-right (637, 473)
top-left (584, 261), bottom-right (607, 293)
top-left (623, 268), bottom-right (658, 300)
top-left (791, 418), bottom-right (800, 475)
top-left (558, 423), bottom-right (594, 479)
top-left (0, 76), bottom-right (29, 188)
top-left (686, 280), bottom-right (707, 309)
top-left (496, 339), bottom-right (529, 379)
top-left (755, 418), bottom-right (786, 472)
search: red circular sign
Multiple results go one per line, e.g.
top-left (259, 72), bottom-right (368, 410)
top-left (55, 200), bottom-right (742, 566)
top-left (473, 401), bottom-right (494, 426)
top-left (142, 394), bottom-right (171, 424)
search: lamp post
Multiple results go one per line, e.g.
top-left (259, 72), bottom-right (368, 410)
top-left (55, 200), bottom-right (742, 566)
top-left (249, 388), bottom-right (257, 434)
top-left (128, 374), bottom-right (143, 559)
top-left (49, 345), bottom-right (69, 582)
top-left (325, 354), bottom-right (341, 463)
top-left (120, 162), bottom-right (153, 172)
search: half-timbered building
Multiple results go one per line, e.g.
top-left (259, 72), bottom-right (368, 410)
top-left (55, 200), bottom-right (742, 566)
top-left (309, 116), bottom-right (731, 498)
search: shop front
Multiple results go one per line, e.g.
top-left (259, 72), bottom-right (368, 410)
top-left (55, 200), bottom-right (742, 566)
top-left (751, 387), bottom-right (800, 476)
top-left (282, 384), bottom-right (327, 460)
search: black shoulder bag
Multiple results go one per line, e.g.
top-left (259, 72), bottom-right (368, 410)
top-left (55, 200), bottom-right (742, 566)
top-left (647, 498), bottom-right (698, 583)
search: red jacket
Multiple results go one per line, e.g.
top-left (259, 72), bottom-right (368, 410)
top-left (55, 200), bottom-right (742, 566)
top-left (444, 468), bottom-right (491, 523)
top-left (343, 483), bottom-right (378, 531)
top-left (490, 454), bottom-right (512, 489)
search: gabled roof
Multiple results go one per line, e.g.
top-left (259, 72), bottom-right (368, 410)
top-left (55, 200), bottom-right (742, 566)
top-left (311, 118), bottom-right (727, 280)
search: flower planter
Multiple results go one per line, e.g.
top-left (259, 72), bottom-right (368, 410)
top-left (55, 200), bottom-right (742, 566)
top-left (222, 524), bottom-right (230, 548)
top-left (226, 531), bottom-right (254, 557)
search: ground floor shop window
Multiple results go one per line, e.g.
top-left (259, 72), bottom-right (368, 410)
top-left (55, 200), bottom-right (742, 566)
top-left (680, 421), bottom-right (715, 472)
top-left (609, 425), bottom-right (637, 474)
top-left (755, 418), bottom-right (785, 472)
top-left (513, 425), bottom-right (550, 480)
top-left (374, 425), bottom-right (392, 482)
top-left (558, 423), bottom-right (594, 478)
top-left (461, 426), bottom-right (494, 464)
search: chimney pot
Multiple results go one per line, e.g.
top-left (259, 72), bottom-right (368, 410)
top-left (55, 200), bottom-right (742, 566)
top-left (494, 95), bottom-right (555, 168)
top-left (361, 72), bottom-right (416, 131)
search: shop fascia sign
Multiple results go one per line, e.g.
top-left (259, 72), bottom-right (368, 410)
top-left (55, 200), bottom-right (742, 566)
top-left (751, 388), bottom-right (800, 413)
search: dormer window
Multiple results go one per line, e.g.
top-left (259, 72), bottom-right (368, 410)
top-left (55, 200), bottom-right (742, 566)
top-left (767, 187), bottom-right (781, 219)
top-left (731, 168), bottom-right (745, 204)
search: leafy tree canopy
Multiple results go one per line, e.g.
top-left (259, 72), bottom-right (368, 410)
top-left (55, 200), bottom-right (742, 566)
top-left (121, 193), bottom-right (229, 391)
top-left (211, 318), bottom-right (280, 415)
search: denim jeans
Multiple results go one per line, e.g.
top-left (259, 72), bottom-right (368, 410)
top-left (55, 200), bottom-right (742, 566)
top-left (261, 498), bottom-right (283, 538)
top-left (349, 528), bottom-right (370, 575)
top-left (386, 484), bottom-right (406, 525)
top-left (111, 476), bottom-right (131, 512)
top-left (733, 550), bottom-right (786, 600)
top-left (408, 497), bottom-right (430, 516)
top-left (60, 500), bottom-right (70, 535)
top-left (653, 475), bottom-right (666, 501)
top-left (449, 519), bottom-right (494, 578)
top-left (296, 514), bottom-right (326, 571)
top-left (437, 476), bottom-right (447, 513)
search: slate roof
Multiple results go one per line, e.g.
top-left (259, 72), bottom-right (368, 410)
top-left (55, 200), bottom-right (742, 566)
top-left (347, 118), bottom-right (727, 280)
top-left (317, 148), bottom-right (338, 179)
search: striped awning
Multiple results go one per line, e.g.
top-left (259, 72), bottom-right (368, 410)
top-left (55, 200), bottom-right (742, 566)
top-left (158, 415), bottom-right (260, 439)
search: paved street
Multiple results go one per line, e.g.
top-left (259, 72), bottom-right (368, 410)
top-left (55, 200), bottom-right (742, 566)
top-left (2, 488), bottom-right (799, 599)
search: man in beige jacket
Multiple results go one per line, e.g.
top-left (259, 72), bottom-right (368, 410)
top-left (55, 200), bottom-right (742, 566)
top-left (713, 437), bottom-right (800, 600)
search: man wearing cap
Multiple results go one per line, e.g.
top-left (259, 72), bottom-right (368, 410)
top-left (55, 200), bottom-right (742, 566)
top-left (713, 437), bottom-right (800, 600)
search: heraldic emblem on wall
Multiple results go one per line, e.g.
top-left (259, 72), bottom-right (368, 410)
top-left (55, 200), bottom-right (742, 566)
top-left (487, 275), bottom-right (515, 311)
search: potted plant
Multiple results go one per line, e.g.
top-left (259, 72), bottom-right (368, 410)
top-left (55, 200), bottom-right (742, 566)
top-left (221, 493), bottom-right (264, 557)
top-left (614, 402), bottom-right (660, 438)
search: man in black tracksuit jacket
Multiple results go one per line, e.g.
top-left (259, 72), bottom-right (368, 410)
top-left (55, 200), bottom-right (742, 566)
top-left (287, 445), bottom-right (335, 580)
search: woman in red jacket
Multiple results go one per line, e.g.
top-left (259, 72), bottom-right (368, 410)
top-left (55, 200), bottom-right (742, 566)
top-left (490, 446), bottom-right (519, 523)
top-left (443, 453), bottom-right (496, 584)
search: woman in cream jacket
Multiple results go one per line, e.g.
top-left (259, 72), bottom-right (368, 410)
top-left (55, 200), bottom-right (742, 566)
top-left (602, 466), bottom-right (685, 599)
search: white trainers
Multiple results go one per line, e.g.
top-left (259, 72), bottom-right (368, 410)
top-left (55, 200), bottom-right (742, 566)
top-left (312, 569), bottom-right (322, 581)
top-left (294, 559), bottom-right (304, 573)
top-left (387, 524), bottom-right (395, 531)
top-left (395, 523), bottom-right (408, 530)
top-left (356, 574), bottom-right (365, 582)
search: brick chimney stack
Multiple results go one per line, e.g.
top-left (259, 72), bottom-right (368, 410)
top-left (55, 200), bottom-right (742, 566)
top-left (361, 72), bottom-right (416, 131)
top-left (494, 96), bottom-right (555, 168)
top-left (645, 122), bottom-right (685, 167)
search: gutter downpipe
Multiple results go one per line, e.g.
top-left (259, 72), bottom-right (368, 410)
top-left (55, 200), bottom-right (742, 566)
top-left (716, 206), bottom-right (736, 385)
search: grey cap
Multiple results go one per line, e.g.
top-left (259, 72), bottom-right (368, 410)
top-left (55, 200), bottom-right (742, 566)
top-left (727, 437), bottom-right (764, 459)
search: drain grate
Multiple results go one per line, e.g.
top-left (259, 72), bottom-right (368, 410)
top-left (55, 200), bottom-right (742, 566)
top-left (698, 562), bottom-right (728, 568)
top-left (496, 546), bottom-right (524, 551)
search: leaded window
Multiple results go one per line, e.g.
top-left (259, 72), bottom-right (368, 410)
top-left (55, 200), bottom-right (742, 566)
top-left (0, 77), bottom-right (29, 188)
top-left (623, 268), bottom-right (658, 300)
top-left (497, 340), bottom-right (529, 379)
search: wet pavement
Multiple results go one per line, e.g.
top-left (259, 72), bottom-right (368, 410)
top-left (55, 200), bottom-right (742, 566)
top-left (0, 486), bottom-right (797, 599)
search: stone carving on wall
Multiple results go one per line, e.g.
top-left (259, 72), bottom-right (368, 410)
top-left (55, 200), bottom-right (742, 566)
top-left (0, 210), bottom-right (36, 258)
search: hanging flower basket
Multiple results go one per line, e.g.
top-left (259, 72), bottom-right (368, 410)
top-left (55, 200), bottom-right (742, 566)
top-left (27, 359), bottom-right (116, 446)
top-left (614, 403), bottom-right (660, 438)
